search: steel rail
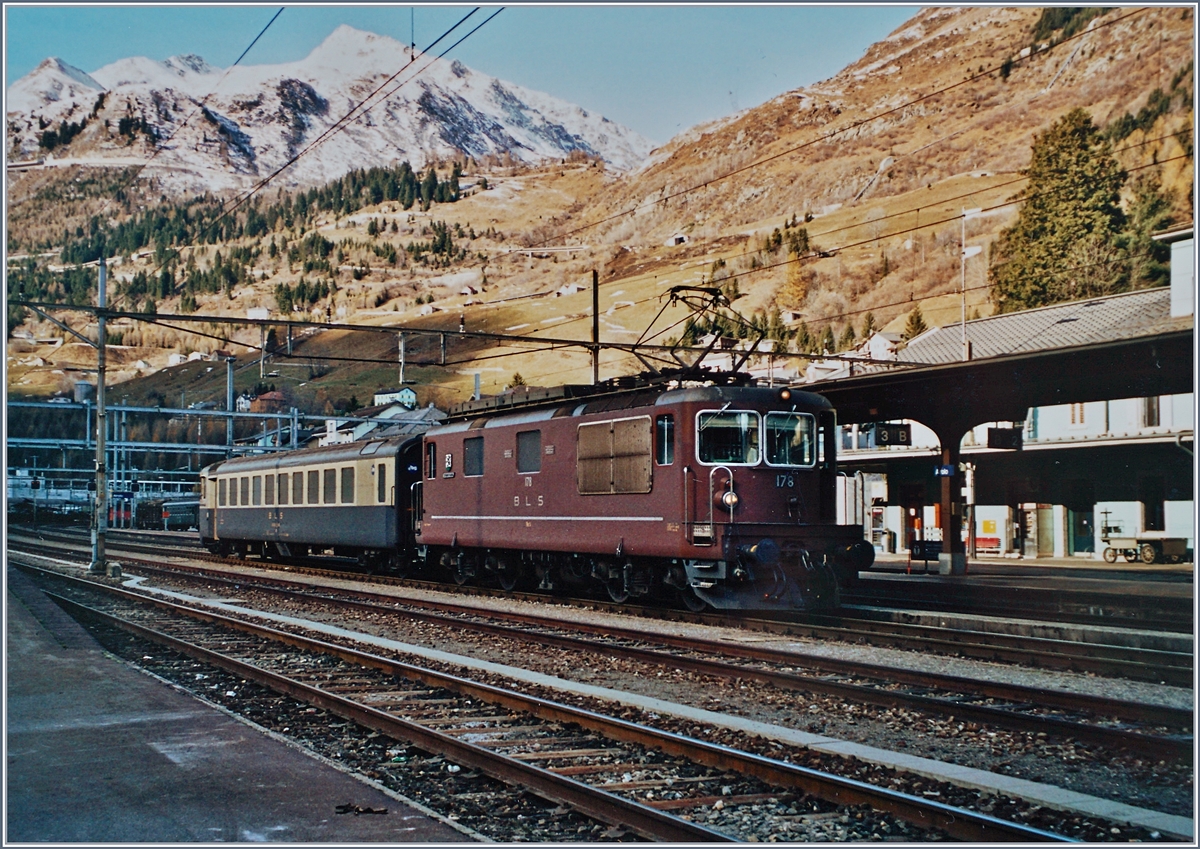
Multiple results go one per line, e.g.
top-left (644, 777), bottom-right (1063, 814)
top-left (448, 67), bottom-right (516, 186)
top-left (40, 588), bottom-right (732, 843)
top-left (12, 531), bottom-right (1192, 687)
top-left (23, 563), bottom-right (1072, 842)
top-left (124, 559), bottom-right (1199, 760)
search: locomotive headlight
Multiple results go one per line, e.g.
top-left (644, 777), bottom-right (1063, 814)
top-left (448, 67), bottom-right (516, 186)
top-left (721, 490), bottom-right (740, 510)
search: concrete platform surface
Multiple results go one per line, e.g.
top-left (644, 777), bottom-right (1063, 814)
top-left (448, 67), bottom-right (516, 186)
top-left (6, 567), bottom-right (471, 843)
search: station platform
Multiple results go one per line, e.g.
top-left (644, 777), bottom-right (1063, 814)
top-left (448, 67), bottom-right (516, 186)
top-left (870, 551), bottom-right (1194, 586)
top-left (5, 566), bottom-right (470, 844)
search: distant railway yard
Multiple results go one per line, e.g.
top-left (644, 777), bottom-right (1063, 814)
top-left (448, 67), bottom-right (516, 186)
top-left (9, 528), bottom-right (1193, 842)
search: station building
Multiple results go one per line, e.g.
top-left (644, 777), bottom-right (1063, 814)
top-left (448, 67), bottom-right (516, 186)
top-left (835, 229), bottom-right (1194, 560)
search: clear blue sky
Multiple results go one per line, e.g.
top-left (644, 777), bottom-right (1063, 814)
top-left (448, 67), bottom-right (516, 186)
top-left (4, 5), bottom-right (919, 144)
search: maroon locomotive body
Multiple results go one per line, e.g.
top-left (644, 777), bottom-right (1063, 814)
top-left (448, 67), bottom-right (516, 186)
top-left (416, 383), bottom-right (873, 610)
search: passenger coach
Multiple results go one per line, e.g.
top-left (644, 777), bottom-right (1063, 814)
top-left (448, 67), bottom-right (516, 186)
top-left (199, 437), bottom-right (422, 570)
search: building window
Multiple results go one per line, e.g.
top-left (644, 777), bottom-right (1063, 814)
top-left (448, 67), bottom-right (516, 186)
top-left (341, 467), bottom-right (355, 503)
top-left (307, 470), bottom-right (319, 504)
top-left (517, 430), bottom-right (541, 473)
top-left (1144, 396), bottom-right (1161, 428)
top-left (464, 437), bottom-right (484, 477)
top-left (324, 469), bottom-right (337, 503)
top-left (655, 415), bottom-right (674, 465)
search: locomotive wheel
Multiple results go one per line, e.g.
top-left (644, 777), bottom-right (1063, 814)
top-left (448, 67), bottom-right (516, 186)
top-left (605, 576), bottom-right (630, 604)
top-left (1139, 543), bottom-right (1158, 564)
top-left (1123, 552), bottom-right (1138, 563)
top-left (677, 586), bottom-right (708, 612)
top-left (452, 560), bottom-right (472, 585)
top-left (1102, 547), bottom-right (1118, 564)
top-left (496, 560), bottom-right (521, 592)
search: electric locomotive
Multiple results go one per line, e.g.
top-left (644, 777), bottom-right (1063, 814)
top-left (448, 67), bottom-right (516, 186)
top-left (417, 380), bottom-right (872, 610)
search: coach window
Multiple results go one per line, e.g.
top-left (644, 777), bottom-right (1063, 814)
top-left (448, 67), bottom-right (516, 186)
top-left (426, 443), bottom-right (437, 479)
top-left (277, 473), bottom-right (288, 505)
top-left (250, 476), bottom-right (260, 506)
top-left (324, 469), bottom-right (337, 503)
top-left (697, 411), bottom-right (760, 465)
top-left (291, 472), bottom-right (302, 505)
top-left (264, 474), bottom-right (275, 506)
top-left (229, 478), bottom-right (237, 506)
top-left (219, 478), bottom-right (227, 506)
top-left (377, 463), bottom-right (387, 503)
top-left (516, 430), bottom-right (541, 473)
top-left (240, 476), bottom-right (250, 505)
top-left (655, 415), bottom-right (674, 465)
top-left (341, 467), bottom-right (355, 503)
top-left (307, 470), bottom-right (319, 504)
top-left (464, 436), bottom-right (484, 477)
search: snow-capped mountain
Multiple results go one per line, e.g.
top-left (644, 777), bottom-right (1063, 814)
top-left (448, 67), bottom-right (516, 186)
top-left (5, 26), bottom-right (652, 191)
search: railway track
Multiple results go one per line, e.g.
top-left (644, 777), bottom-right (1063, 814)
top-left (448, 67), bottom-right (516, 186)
top-left (842, 578), bottom-right (1194, 633)
top-left (23, 547), bottom-right (1191, 763)
top-left (15, 562), bottom-right (1081, 843)
top-left (12, 529), bottom-right (1193, 686)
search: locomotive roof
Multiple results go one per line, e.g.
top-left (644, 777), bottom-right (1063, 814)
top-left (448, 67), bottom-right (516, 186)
top-left (200, 435), bottom-right (417, 476)
top-left (429, 384), bottom-right (831, 435)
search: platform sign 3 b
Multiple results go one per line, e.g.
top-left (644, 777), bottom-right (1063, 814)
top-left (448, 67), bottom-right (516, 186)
top-left (875, 424), bottom-right (911, 446)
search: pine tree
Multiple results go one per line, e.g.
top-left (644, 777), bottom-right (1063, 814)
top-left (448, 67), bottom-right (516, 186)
top-left (989, 109), bottom-right (1127, 312)
top-left (860, 311), bottom-right (877, 339)
top-left (838, 324), bottom-right (856, 351)
top-left (819, 325), bottom-right (836, 354)
top-left (902, 305), bottom-right (927, 340)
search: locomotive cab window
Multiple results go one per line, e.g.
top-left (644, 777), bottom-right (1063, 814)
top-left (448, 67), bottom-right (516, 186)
top-left (464, 437), bottom-right (484, 477)
top-left (425, 442), bottom-right (437, 479)
top-left (697, 411), bottom-right (760, 465)
top-left (516, 430), bottom-right (541, 473)
top-left (655, 415), bottom-right (674, 465)
top-left (765, 412), bottom-right (816, 467)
